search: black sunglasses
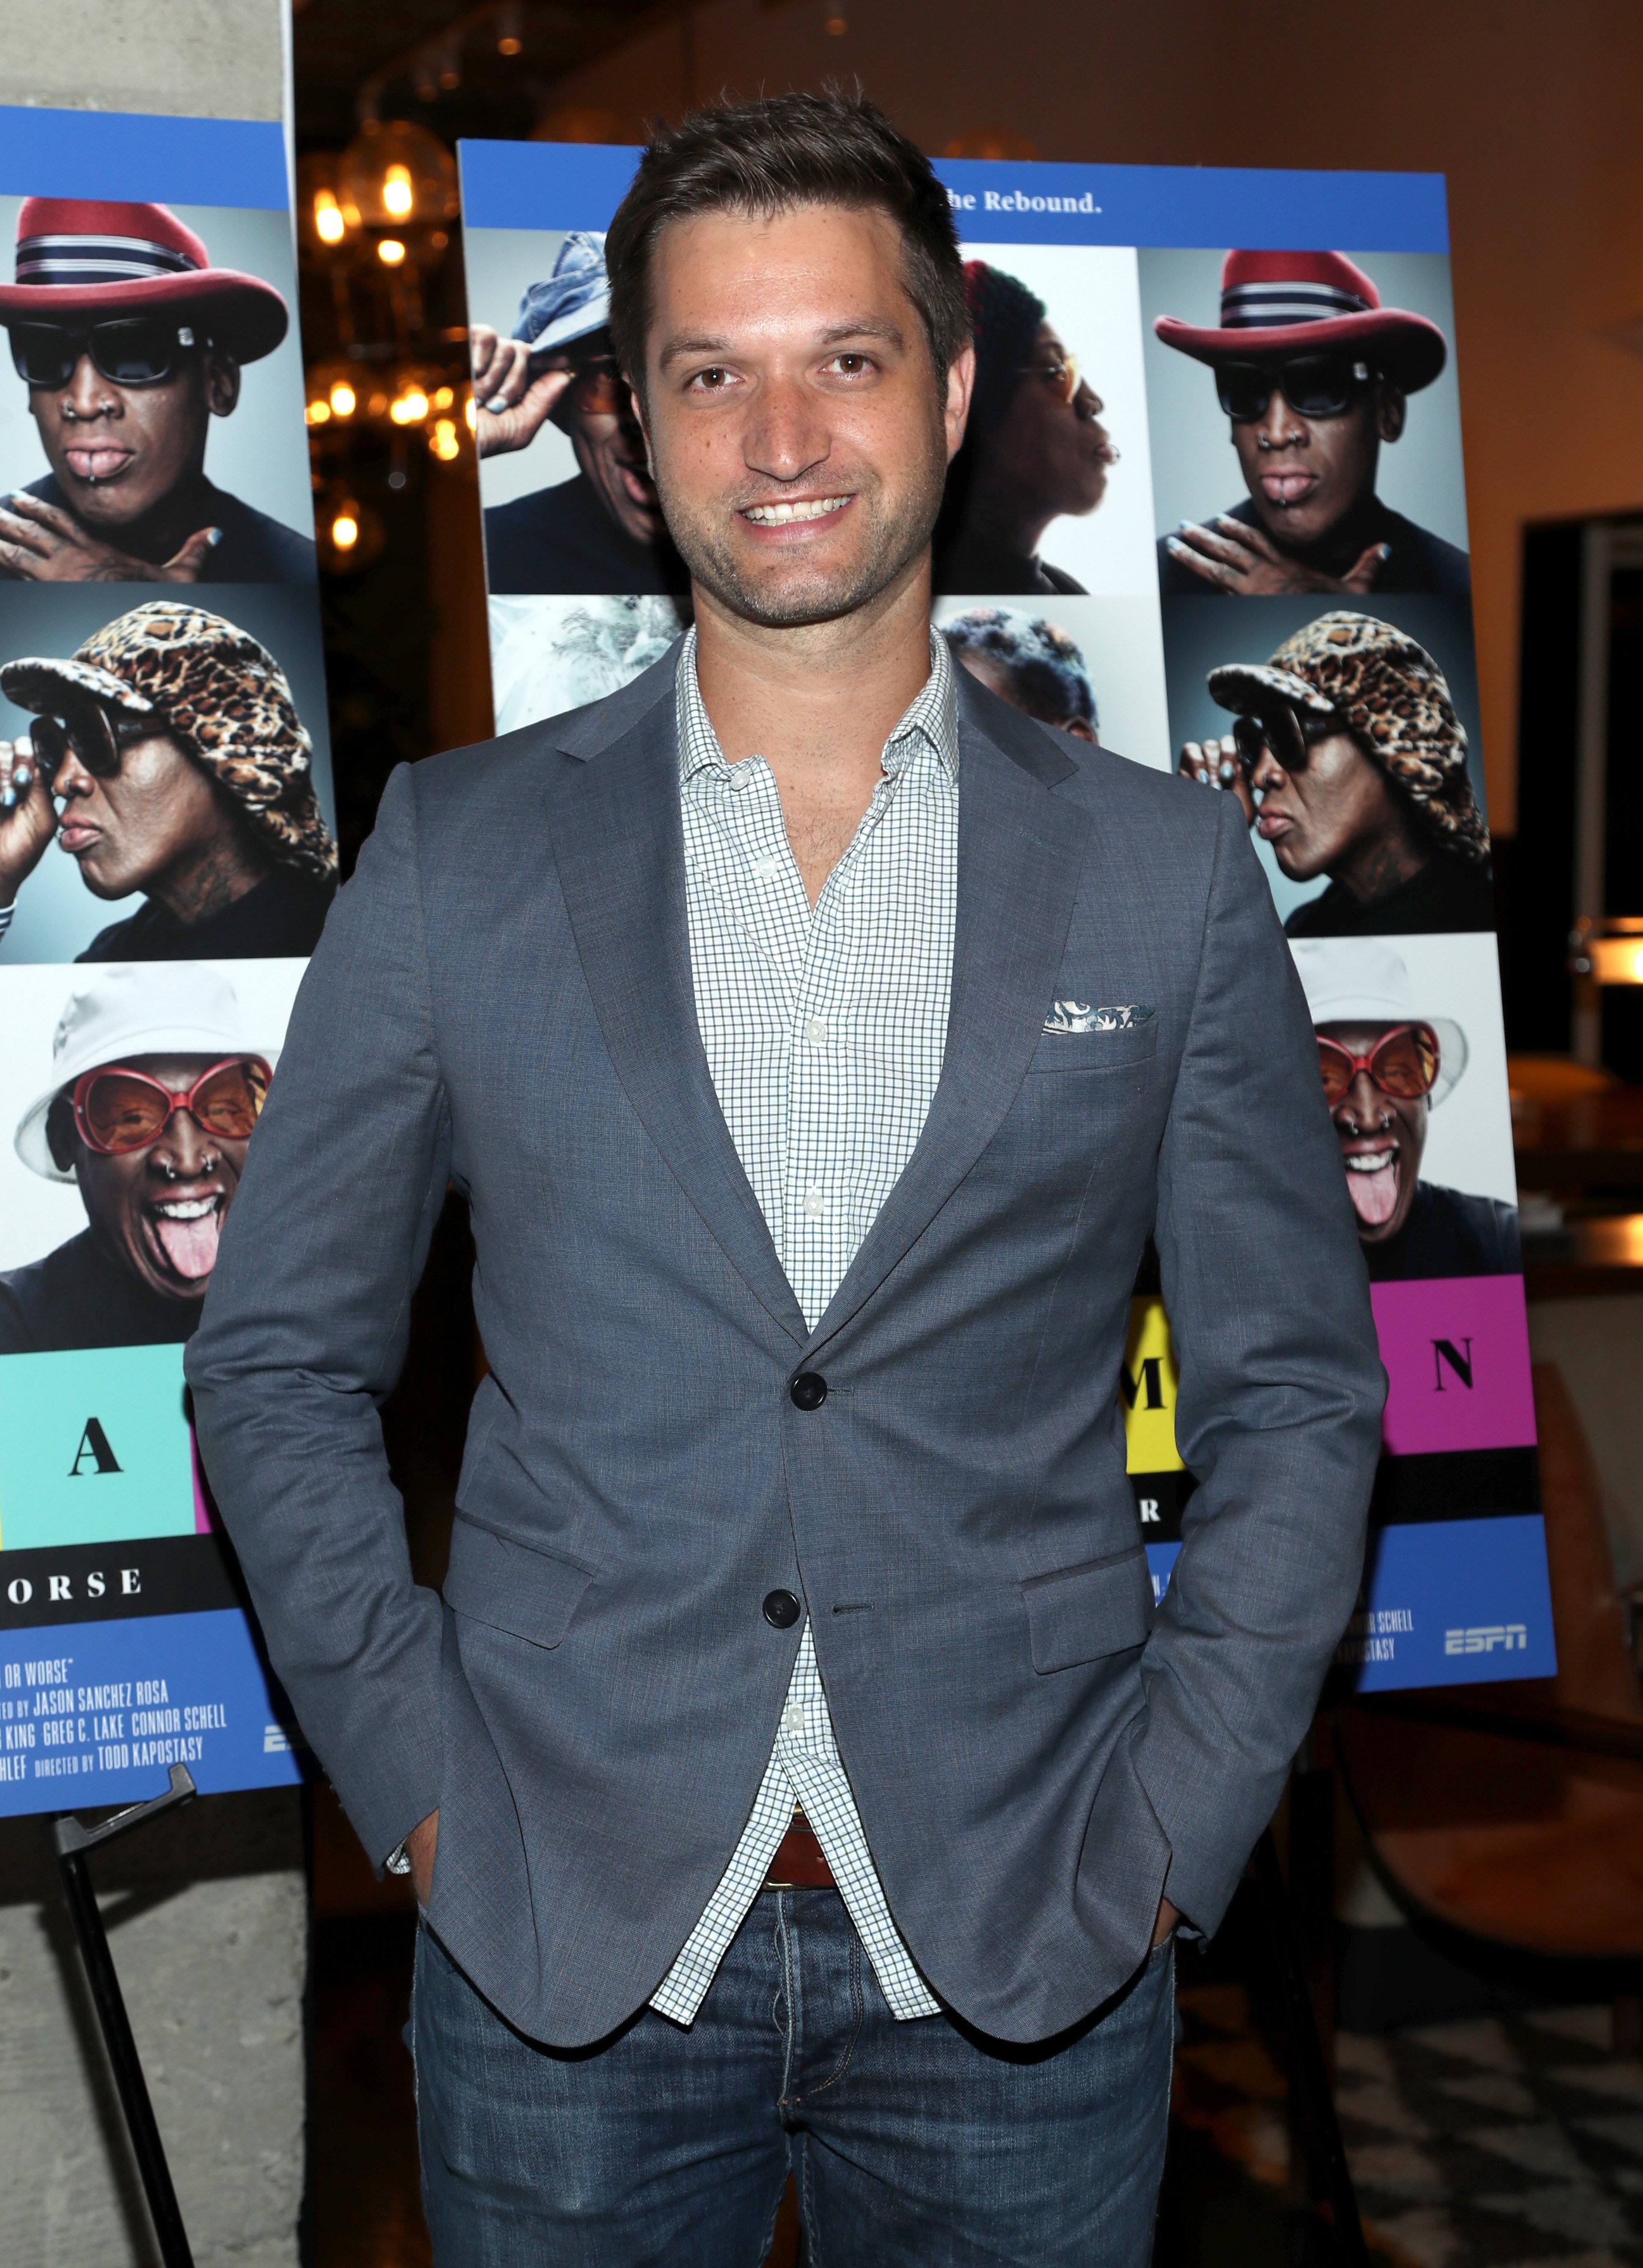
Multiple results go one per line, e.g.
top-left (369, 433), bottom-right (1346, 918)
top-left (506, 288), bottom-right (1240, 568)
top-left (27, 701), bottom-right (152, 785)
top-left (1214, 352), bottom-right (1376, 424)
top-left (9, 317), bottom-right (204, 390)
top-left (1230, 703), bottom-right (1342, 777)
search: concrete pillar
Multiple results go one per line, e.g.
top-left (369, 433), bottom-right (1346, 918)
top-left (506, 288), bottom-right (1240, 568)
top-left (0, 7), bottom-right (305, 2263)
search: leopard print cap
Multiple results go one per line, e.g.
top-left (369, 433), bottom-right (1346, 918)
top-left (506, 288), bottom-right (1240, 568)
top-left (1206, 609), bottom-right (1488, 865)
top-left (0, 600), bottom-right (338, 882)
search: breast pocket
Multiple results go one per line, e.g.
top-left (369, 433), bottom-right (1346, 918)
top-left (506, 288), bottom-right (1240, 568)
top-left (442, 1517), bottom-right (597, 1650)
top-left (1020, 1547), bottom-right (1154, 1672)
top-left (1027, 1022), bottom-right (1160, 1076)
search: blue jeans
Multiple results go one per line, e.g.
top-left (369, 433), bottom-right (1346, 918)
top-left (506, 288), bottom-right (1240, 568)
top-left (412, 1888), bottom-right (1175, 2266)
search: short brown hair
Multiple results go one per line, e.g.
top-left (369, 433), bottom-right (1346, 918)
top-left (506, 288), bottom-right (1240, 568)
top-left (605, 87), bottom-right (968, 393)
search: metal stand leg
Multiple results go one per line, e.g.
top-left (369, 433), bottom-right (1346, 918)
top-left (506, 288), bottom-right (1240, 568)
top-left (53, 1763), bottom-right (199, 2268)
top-left (1252, 1828), bottom-right (1371, 2268)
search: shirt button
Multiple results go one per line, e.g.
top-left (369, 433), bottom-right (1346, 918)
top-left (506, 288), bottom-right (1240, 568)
top-left (803, 1016), bottom-right (829, 1044)
top-left (730, 762), bottom-right (756, 790)
top-left (763, 1589), bottom-right (802, 1628)
top-left (782, 1703), bottom-right (805, 1735)
top-left (753, 853), bottom-right (784, 881)
top-left (801, 1186), bottom-right (825, 1218)
top-left (790, 1373), bottom-right (827, 1410)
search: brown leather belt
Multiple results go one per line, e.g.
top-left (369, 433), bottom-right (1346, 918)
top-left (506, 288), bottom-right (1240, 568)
top-left (763, 1809), bottom-right (835, 1890)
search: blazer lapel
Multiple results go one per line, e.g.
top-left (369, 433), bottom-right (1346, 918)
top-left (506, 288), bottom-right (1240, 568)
top-left (546, 664), bottom-right (809, 1349)
top-left (807, 690), bottom-right (1090, 1354)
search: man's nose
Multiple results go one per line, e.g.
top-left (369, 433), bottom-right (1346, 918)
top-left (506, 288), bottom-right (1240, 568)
top-left (1336, 1070), bottom-right (1387, 1128)
top-left (1248, 745), bottom-right (1287, 793)
top-left (741, 373), bottom-right (830, 484)
top-left (61, 352), bottom-right (114, 418)
top-left (150, 1108), bottom-right (214, 1176)
top-left (1075, 382), bottom-right (1104, 420)
top-left (1254, 390), bottom-right (1303, 449)
top-left (51, 746), bottom-right (95, 798)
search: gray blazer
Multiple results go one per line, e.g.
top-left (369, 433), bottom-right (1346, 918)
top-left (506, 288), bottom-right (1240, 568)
top-left (187, 650), bottom-right (1384, 2049)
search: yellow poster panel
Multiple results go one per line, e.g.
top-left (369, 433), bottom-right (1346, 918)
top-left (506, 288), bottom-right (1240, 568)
top-left (1122, 1297), bottom-right (1183, 1475)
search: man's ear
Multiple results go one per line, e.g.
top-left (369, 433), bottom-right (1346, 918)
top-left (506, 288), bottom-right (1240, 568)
top-left (1375, 383), bottom-right (1407, 445)
top-left (945, 342), bottom-right (976, 462)
top-left (627, 378), bottom-right (656, 480)
top-left (45, 1095), bottom-right (76, 1177)
top-left (204, 351), bottom-right (241, 418)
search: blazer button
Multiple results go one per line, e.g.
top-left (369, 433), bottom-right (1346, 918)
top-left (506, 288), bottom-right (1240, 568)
top-left (763, 1589), bottom-right (801, 1629)
top-left (790, 1372), bottom-right (827, 1410)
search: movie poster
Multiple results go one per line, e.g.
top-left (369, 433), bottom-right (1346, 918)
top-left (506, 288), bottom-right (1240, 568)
top-left (456, 143), bottom-right (1552, 1694)
top-left (0, 107), bottom-right (328, 1813)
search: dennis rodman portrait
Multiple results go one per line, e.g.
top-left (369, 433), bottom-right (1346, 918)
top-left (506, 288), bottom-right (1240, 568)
top-left (0, 199), bottom-right (313, 584)
top-left (0, 963), bottom-right (272, 1354)
top-left (0, 598), bottom-right (337, 960)
top-left (1154, 251), bottom-right (1468, 600)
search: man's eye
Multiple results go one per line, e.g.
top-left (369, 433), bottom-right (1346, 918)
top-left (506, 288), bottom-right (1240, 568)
top-left (829, 354), bottom-right (872, 376)
top-left (689, 367), bottom-right (733, 392)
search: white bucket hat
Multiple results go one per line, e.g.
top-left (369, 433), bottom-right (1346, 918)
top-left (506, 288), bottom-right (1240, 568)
top-left (16, 963), bottom-right (276, 1183)
top-left (1289, 938), bottom-right (1467, 1106)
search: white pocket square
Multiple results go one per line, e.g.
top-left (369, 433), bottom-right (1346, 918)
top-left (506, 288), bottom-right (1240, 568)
top-left (1044, 1001), bottom-right (1154, 1035)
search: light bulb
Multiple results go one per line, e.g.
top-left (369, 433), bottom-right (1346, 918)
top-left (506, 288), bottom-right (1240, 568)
top-left (314, 191), bottom-right (345, 245)
top-left (382, 163), bottom-right (414, 220)
top-left (430, 418), bottom-right (461, 461)
top-left (329, 381), bottom-right (357, 418)
top-left (332, 513), bottom-right (360, 551)
top-left (305, 399), bottom-right (331, 425)
top-left (378, 238), bottom-right (407, 267)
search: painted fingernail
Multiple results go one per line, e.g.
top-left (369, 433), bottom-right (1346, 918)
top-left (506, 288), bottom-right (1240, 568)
top-left (14, 764), bottom-right (30, 790)
top-left (1, 791), bottom-right (15, 811)
top-left (486, 395), bottom-right (509, 412)
top-left (208, 527), bottom-right (223, 545)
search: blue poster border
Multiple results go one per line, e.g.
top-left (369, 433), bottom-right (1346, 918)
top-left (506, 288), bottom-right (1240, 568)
top-left (0, 105), bottom-right (288, 210)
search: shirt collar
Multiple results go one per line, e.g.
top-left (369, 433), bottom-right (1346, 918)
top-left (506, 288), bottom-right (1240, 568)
top-left (675, 623), bottom-right (959, 788)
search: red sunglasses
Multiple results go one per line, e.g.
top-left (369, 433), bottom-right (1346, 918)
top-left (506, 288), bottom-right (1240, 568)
top-left (71, 1057), bottom-right (270, 1157)
top-left (1317, 1024), bottom-right (1440, 1107)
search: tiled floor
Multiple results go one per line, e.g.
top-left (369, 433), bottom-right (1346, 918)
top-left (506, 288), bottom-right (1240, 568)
top-left (1171, 1974), bottom-right (1643, 2268)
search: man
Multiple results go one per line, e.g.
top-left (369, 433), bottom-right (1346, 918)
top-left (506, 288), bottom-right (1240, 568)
top-left (0, 963), bottom-right (270, 1353)
top-left (1293, 939), bottom-right (1520, 1281)
top-left (190, 91), bottom-right (1383, 2265)
top-left (1179, 610), bottom-right (1494, 934)
top-left (471, 229), bottom-right (687, 596)
top-left (1155, 250), bottom-right (1468, 598)
top-left (942, 604), bottom-right (1099, 740)
top-left (0, 199), bottom-right (313, 583)
top-left (0, 598), bottom-right (336, 959)
top-left (934, 259), bottom-right (1116, 594)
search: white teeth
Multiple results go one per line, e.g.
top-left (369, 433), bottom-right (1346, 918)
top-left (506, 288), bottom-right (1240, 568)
top-left (1345, 1152), bottom-right (1395, 1173)
top-left (742, 496), bottom-right (849, 524)
top-left (153, 1198), bottom-right (218, 1218)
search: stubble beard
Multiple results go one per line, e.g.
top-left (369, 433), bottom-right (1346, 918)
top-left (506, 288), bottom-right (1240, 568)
top-left (659, 421), bottom-right (950, 631)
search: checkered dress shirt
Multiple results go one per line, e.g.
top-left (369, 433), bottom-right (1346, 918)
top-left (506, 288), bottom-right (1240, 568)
top-left (649, 626), bottom-right (959, 2027)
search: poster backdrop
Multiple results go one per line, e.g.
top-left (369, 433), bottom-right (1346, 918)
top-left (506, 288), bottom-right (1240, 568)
top-left (0, 107), bottom-right (328, 1815)
top-left (458, 139), bottom-right (1553, 1697)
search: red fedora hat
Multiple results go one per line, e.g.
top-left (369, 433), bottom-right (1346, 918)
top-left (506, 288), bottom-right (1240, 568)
top-left (1154, 250), bottom-right (1447, 393)
top-left (0, 199), bottom-right (288, 364)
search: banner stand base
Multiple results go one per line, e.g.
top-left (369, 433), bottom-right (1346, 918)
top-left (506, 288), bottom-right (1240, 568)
top-left (52, 1764), bottom-right (199, 2268)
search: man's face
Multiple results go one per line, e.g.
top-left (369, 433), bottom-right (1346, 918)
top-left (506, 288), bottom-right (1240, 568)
top-left (1229, 375), bottom-right (1403, 547)
top-left (1320, 1019), bottom-right (1427, 1243)
top-left (546, 332), bottom-right (666, 546)
top-left (64, 1052), bottom-right (253, 1304)
top-left (980, 323), bottom-right (1115, 523)
top-left (1247, 726), bottom-right (1405, 883)
top-left (48, 721), bottom-right (229, 901)
top-left (27, 346), bottom-right (238, 530)
top-left (635, 202), bottom-right (972, 628)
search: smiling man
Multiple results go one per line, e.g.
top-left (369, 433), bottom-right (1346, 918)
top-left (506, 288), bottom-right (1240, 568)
top-left (0, 964), bottom-right (270, 1354)
top-left (0, 599), bottom-right (336, 959)
top-left (188, 91), bottom-right (1383, 2267)
top-left (1181, 610), bottom-right (1494, 935)
top-left (0, 199), bottom-right (313, 584)
top-left (1155, 250), bottom-right (1467, 600)
top-left (1292, 940), bottom-right (1519, 1280)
